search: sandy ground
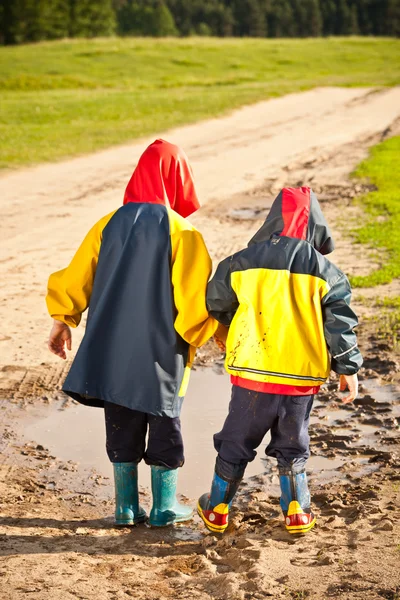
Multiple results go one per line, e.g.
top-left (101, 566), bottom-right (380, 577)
top-left (1, 86), bottom-right (400, 369)
top-left (0, 86), bottom-right (400, 600)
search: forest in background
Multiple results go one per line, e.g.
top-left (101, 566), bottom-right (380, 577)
top-left (1, 0), bottom-right (399, 45)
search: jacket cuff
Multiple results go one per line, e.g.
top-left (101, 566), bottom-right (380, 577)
top-left (331, 346), bottom-right (363, 375)
top-left (51, 314), bottom-right (80, 328)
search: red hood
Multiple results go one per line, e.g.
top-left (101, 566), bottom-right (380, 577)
top-left (123, 139), bottom-right (200, 218)
top-left (249, 186), bottom-right (334, 255)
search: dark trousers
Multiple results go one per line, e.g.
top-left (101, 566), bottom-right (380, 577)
top-left (104, 401), bottom-right (184, 469)
top-left (214, 386), bottom-right (314, 480)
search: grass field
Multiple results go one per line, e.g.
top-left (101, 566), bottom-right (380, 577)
top-left (0, 36), bottom-right (399, 169)
top-left (349, 134), bottom-right (400, 344)
top-left (350, 136), bottom-right (400, 288)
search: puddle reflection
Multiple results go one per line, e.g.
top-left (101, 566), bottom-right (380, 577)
top-left (23, 372), bottom-right (398, 499)
top-left (23, 369), bottom-right (265, 499)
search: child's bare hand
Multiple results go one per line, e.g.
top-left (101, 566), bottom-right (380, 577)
top-left (214, 335), bottom-right (226, 353)
top-left (338, 374), bottom-right (358, 403)
top-left (48, 320), bottom-right (72, 360)
top-left (214, 323), bottom-right (228, 352)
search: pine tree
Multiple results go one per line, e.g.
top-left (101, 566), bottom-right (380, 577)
top-left (116, 0), bottom-right (142, 35)
top-left (336, 0), bottom-right (352, 34)
top-left (355, 0), bottom-right (373, 35)
top-left (149, 1), bottom-right (178, 36)
top-left (196, 22), bottom-right (212, 35)
top-left (204, 2), bottom-right (234, 36)
top-left (43, 0), bottom-right (70, 40)
top-left (386, 0), bottom-right (400, 36)
top-left (293, 0), bottom-right (322, 37)
top-left (349, 3), bottom-right (359, 34)
top-left (290, 0), bottom-right (307, 37)
top-left (368, 0), bottom-right (383, 34)
top-left (72, 0), bottom-right (116, 37)
top-left (267, 0), bottom-right (295, 37)
top-left (370, 0), bottom-right (400, 36)
top-left (0, 0), bottom-right (23, 44)
top-left (307, 0), bottom-right (322, 36)
top-left (219, 4), bottom-right (234, 36)
top-left (321, 0), bottom-right (337, 36)
top-left (231, 0), bottom-right (267, 37)
top-left (165, 0), bottom-right (193, 36)
top-left (248, 0), bottom-right (267, 36)
top-left (24, 0), bottom-right (48, 42)
top-left (91, 0), bottom-right (117, 36)
top-left (1, 0), bottom-right (69, 44)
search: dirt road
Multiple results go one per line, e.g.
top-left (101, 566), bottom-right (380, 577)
top-left (1, 86), bottom-right (400, 371)
top-left (0, 86), bottom-right (400, 600)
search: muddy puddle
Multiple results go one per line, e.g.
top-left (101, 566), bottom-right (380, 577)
top-left (22, 370), bottom-right (399, 500)
top-left (229, 207), bottom-right (270, 221)
top-left (23, 369), bottom-right (265, 499)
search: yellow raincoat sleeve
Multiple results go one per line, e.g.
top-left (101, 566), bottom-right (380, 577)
top-left (170, 227), bottom-right (220, 350)
top-left (46, 210), bottom-right (117, 328)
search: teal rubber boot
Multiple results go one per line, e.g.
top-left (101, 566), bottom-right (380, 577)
top-left (149, 466), bottom-right (193, 527)
top-left (113, 462), bottom-right (147, 526)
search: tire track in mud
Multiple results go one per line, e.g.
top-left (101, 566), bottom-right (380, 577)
top-left (0, 362), bottom-right (70, 406)
top-left (0, 361), bottom-right (72, 474)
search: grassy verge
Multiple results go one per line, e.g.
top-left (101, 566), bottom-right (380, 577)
top-left (350, 136), bottom-right (400, 351)
top-left (0, 36), bottom-right (399, 168)
top-left (371, 300), bottom-right (400, 351)
top-left (355, 295), bottom-right (400, 351)
top-left (350, 136), bottom-right (400, 288)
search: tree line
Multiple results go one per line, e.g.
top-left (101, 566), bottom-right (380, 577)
top-left (1, 0), bottom-right (399, 45)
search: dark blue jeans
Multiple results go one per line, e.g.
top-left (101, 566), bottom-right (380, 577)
top-left (104, 401), bottom-right (184, 469)
top-left (214, 385), bottom-right (314, 480)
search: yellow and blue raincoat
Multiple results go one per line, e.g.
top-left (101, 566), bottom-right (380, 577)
top-left (46, 140), bottom-right (219, 417)
top-left (207, 187), bottom-right (363, 394)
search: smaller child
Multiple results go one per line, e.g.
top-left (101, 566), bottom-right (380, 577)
top-left (198, 187), bottom-right (363, 535)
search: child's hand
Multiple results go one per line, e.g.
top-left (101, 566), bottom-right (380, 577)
top-left (214, 335), bottom-right (226, 353)
top-left (338, 374), bottom-right (358, 404)
top-left (214, 323), bottom-right (228, 352)
top-left (48, 320), bottom-right (72, 360)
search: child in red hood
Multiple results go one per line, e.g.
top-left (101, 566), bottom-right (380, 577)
top-left (198, 186), bottom-right (362, 535)
top-left (47, 139), bottom-right (221, 527)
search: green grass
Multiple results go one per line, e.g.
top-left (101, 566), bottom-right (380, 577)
top-left (349, 137), bottom-right (400, 351)
top-left (0, 36), bottom-right (399, 168)
top-left (376, 297), bottom-right (400, 309)
top-left (361, 297), bottom-right (400, 350)
top-left (374, 307), bottom-right (400, 349)
top-left (349, 136), bottom-right (400, 288)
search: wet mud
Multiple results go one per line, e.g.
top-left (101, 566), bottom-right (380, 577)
top-left (4, 367), bottom-right (399, 505)
top-left (2, 351), bottom-right (398, 600)
top-left (1, 340), bottom-right (399, 598)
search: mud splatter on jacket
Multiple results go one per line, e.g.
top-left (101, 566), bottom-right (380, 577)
top-left (207, 186), bottom-right (363, 393)
top-left (46, 140), bottom-right (218, 417)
